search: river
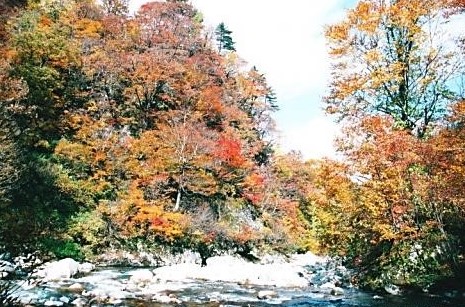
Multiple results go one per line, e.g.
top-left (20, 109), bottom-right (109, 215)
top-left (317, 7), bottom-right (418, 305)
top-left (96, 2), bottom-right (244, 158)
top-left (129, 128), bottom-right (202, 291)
top-left (14, 265), bottom-right (465, 306)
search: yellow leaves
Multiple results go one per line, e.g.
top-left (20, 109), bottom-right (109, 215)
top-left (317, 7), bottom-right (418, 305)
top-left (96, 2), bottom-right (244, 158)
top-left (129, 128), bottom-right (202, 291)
top-left (186, 169), bottom-right (218, 195)
top-left (325, 22), bottom-right (352, 56)
top-left (348, 1), bottom-right (381, 34)
top-left (364, 49), bottom-right (381, 62)
top-left (389, 0), bottom-right (436, 28)
top-left (75, 19), bottom-right (102, 39)
top-left (324, 0), bottom-right (456, 135)
top-left (55, 139), bottom-right (92, 163)
top-left (330, 74), bottom-right (369, 101)
top-left (325, 23), bottom-right (350, 41)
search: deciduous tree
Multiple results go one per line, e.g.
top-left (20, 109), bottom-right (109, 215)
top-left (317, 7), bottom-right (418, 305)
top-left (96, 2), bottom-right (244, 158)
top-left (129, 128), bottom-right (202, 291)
top-left (325, 0), bottom-right (463, 137)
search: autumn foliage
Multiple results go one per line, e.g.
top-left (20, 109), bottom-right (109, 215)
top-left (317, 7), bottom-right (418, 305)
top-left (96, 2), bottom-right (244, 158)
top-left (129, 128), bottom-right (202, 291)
top-left (3, 0), bottom-right (465, 293)
top-left (0, 0), bottom-right (307, 260)
top-left (316, 0), bottom-right (465, 290)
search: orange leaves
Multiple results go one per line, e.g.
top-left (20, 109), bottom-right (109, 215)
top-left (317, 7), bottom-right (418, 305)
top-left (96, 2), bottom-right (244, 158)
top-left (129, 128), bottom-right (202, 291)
top-left (198, 86), bottom-right (223, 114)
top-left (107, 182), bottom-right (186, 240)
top-left (243, 172), bottom-right (265, 205)
top-left (215, 135), bottom-right (246, 168)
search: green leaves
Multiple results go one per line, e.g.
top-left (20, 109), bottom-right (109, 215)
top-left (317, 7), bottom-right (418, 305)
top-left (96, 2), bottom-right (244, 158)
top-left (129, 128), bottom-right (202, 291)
top-left (215, 22), bottom-right (236, 52)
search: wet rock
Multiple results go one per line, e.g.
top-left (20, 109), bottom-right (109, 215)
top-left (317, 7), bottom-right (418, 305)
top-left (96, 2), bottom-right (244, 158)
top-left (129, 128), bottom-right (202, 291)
top-left (320, 282), bottom-right (336, 290)
top-left (0, 259), bottom-right (15, 277)
top-left (257, 290), bottom-right (278, 299)
top-left (330, 286), bottom-right (345, 296)
top-left (320, 281), bottom-right (345, 296)
top-left (128, 268), bottom-right (153, 284)
top-left (78, 262), bottom-right (94, 274)
top-left (108, 298), bottom-right (123, 305)
top-left (152, 293), bottom-right (182, 304)
top-left (71, 297), bottom-right (88, 306)
top-left (43, 298), bottom-right (64, 306)
top-left (384, 284), bottom-right (401, 295)
top-left (68, 282), bottom-right (84, 293)
top-left (0, 259), bottom-right (15, 271)
top-left (0, 252), bottom-right (11, 260)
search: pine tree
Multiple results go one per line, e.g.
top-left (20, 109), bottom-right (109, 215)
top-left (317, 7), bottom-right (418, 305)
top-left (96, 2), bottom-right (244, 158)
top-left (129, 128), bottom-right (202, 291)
top-left (215, 22), bottom-right (236, 52)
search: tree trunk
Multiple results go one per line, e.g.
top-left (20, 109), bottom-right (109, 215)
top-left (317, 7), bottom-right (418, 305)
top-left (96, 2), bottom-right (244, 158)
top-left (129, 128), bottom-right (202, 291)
top-left (174, 188), bottom-right (181, 211)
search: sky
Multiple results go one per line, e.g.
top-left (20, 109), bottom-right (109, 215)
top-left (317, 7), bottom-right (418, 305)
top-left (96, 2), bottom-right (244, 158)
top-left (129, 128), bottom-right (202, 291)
top-left (129, 0), bottom-right (357, 160)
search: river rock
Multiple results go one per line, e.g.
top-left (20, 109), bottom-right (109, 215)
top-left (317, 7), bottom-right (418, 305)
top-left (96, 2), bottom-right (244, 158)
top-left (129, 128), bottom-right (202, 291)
top-left (320, 282), bottom-right (337, 290)
top-left (108, 298), bottom-right (123, 305)
top-left (0, 259), bottom-right (15, 277)
top-left (152, 293), bottom-right (182, 304)
top-left (129, 268), bottom-right (154, 284)
top-left (38, 258), bottom-right (80, 281)
top-left (44, 299), bottom-right (64, 306)
top-left (0, 252), bottom-right (11, 260)
top-left (384, 284), bottom-right (401, 295)
top-left (97, 249), bottom-right (162, 267)
top-left (331, 286), bottom-right (345, 296)
top-left (257, 290), bottom-right (278, 299)
top-left (320, 281), bottom-right (345, 296)
top-left (68, 282), bottom-right (84, 292)
top-left (152, 254), bottom-right (313, 287)
top-left (71, 298), bottom-right (88, 307)
top-left (78, 262), bottom-right (94, 274)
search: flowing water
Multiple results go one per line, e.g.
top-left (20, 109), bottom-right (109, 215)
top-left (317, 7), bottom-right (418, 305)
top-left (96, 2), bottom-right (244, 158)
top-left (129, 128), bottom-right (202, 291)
top-left (14, 267), bottom-right (465, 306)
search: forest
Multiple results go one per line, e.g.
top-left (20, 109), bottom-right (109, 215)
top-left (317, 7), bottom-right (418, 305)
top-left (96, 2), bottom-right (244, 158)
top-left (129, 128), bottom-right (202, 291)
top-left (1, 0), bottom-right (465, 292)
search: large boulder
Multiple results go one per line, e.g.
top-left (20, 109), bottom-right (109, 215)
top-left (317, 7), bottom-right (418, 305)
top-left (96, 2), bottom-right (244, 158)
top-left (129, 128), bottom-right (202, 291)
top-left (152, 254), bottom-right (312, 287)
top-left (38, 258), bottom-right (80, 281)
top-left (78, 262), bottom-right (94, 274)
top-left (128, 269), bottom-right (154, 285)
